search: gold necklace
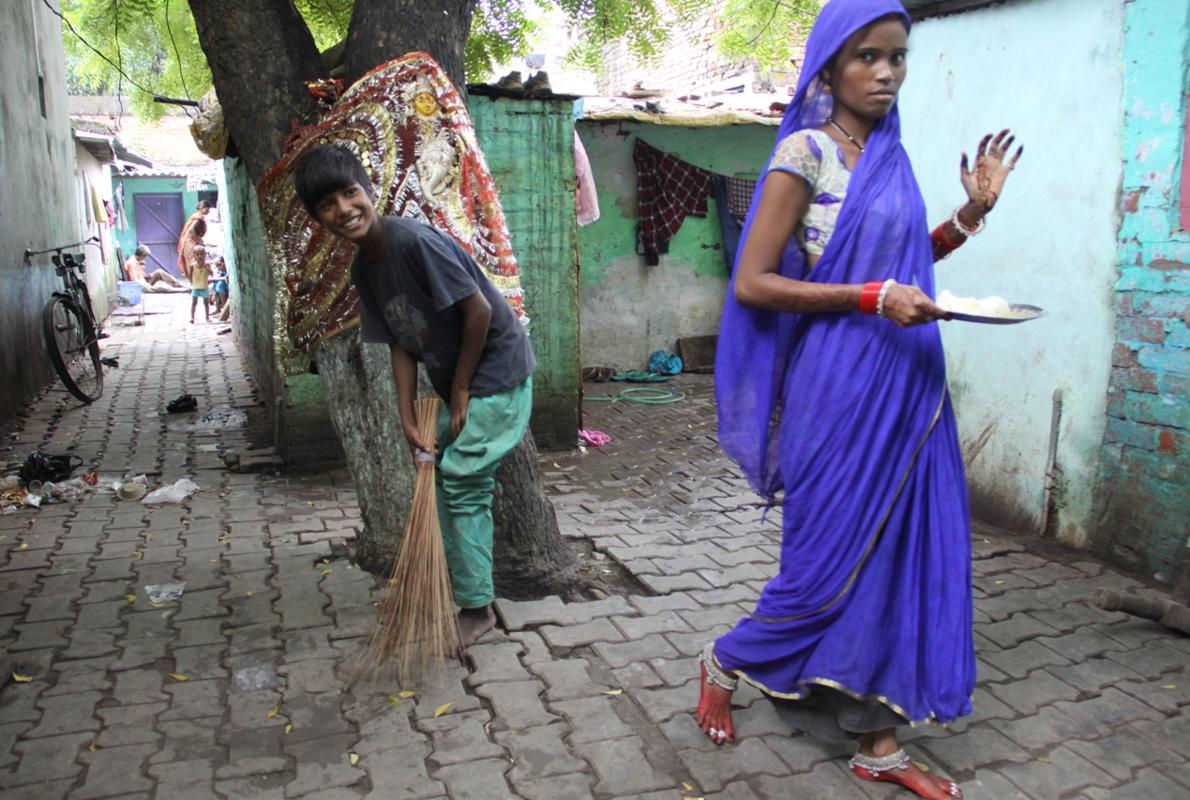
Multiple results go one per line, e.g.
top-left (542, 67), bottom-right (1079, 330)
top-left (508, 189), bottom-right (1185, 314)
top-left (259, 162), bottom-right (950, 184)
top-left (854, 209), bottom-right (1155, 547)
top-left (828, 117), bottom-right (865, 153)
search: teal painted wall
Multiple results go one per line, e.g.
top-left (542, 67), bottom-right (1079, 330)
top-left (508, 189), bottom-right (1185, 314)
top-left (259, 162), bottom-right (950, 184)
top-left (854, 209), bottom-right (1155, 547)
top-left (1093, 0), bottom-right (1190, 580)
top-left (112, 175), bottom-right (207, 268)
top-left (472, 95), bottom-right (581, 448)
top-left (575, 120), bottom-right (777, 370)
top-left (899, 0), bottom-right (1125, 546)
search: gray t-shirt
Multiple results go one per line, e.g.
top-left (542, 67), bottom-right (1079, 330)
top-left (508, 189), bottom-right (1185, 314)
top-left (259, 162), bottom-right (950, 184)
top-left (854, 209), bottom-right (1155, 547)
top-left (352, 216), bottom-right (535, 400)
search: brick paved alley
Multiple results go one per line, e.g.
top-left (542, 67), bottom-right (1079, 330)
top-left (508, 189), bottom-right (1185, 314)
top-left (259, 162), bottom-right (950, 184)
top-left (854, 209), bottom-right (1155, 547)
top-left (0, 295), bottom-right (1187, 799)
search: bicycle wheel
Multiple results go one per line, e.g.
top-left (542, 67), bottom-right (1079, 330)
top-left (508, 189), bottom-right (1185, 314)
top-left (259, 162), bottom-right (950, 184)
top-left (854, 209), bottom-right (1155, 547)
top-left (42, 296), bottom-right (103, 403)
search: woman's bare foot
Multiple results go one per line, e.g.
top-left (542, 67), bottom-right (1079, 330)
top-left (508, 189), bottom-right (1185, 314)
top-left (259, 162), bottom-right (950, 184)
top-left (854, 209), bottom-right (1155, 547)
top-left (458, 605), bottom-right (495, 646)
top-left (852, 731), bottom-right (961, 799)
top-left (696, 643), bottom-right (736, 744)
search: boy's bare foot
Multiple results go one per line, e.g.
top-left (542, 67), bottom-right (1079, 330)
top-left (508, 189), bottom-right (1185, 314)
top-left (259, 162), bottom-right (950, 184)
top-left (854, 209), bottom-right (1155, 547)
top-left (458, 605), bottom-right (495, 646)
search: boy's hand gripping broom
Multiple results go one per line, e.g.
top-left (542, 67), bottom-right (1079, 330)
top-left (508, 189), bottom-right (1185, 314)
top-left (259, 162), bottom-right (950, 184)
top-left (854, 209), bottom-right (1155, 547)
top-left (359, 396), bottom-right (462, 683)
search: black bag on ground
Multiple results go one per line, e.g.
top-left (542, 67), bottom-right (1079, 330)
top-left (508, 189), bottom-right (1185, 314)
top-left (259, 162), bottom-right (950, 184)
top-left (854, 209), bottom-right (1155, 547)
top-left (18, 451), bottom-right (83, 485)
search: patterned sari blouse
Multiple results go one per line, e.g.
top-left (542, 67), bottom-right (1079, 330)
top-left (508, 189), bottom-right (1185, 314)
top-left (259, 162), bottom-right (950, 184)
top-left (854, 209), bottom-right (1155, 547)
top-left (767, 128), bottom-right (852, 258)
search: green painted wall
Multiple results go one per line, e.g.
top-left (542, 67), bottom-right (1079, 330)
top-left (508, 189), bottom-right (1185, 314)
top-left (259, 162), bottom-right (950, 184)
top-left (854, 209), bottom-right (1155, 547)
top-left (472, 94), bottom-right (581, 449)
top-left (112, 175), bottom-right (207, 267)
top-left (575, 120), bottom-right (777, 370)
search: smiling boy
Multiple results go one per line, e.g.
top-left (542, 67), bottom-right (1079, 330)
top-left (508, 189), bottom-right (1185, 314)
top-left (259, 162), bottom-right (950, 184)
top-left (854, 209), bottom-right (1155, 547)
top-left (295, 144), bottom-right (535, 645)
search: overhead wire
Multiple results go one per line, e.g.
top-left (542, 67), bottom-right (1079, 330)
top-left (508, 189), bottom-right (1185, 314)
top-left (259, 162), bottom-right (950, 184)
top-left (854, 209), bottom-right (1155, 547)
top-left (163, 0), bottom-right (196, 117)
top-left (41, 0), bottom-right (157, 97)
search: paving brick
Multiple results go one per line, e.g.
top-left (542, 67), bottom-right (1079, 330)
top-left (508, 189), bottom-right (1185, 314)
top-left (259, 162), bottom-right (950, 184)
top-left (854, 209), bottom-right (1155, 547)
top-left (978, 613), bottom-right (1059, 649)
top-left (628, 592), bottom-right (703, 615)
top-left (283, 734), bottom-right (366, 797)
top-left (25, 690), bottom-right (101, 738)
top-left (434, 757), bottom-right (516, 799)
top-left (96, 702), bottom-right (167, 746)
top-left (73, 742), bottom-right (156, 798)
top-left (919, 726), bottom-right (1032, 773)
top-left (997, 745), bottom-right (1116, 798)
top-left (591, 633), bottom-right (680, 668)
top-left (565, 595), bottom-right (635, 624)
top-left (1050, 688), bottom-right (1165, 738)
top-left (528, 657), bottom-right (612, 701)
top-left (987, 669), bottom-right (1081, 715)
top-left (610, 610), bottom-right (691, 639)
top-left (423, 710), bottom-right (504, 765)
top-left (539, 618), bottom-right (623, 649)
top-left (573, 735), bottom-right (672, 796)
top-left (980, 639), bottom-right (1070, 679)
top-left (496, 722), bottom-right (587, 778)
top-left (679, 737), bottom-right (789, 791)
top-left (466, 641), bottom-right (529, 685)
top-left (550, 695), bottom-right (636, 743)
top-left (475, 680), bottom-right (558, 729)
top-left (1105, 640), bottom-right (1189, 679)
top-left (0, 732), bottom-right (90, 789)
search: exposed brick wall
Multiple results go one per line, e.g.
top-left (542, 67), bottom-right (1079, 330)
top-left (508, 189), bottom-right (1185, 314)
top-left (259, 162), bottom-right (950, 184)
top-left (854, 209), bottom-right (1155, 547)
top-left (1093, 0), bottom-right (1190, 581)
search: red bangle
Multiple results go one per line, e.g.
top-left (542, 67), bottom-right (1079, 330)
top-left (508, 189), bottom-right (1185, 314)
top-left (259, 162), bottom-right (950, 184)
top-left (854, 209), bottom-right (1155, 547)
top-left (930, 223), bottom-right (962, 258)
top-left (859, 281), bottom-right (883, 315)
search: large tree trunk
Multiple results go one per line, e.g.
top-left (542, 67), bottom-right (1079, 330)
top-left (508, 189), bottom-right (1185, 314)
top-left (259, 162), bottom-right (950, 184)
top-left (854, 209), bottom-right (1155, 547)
top-left (189, 0), bottom-right (325, 183)
top-left (188, 0), bottom-right (577, 597)
top-left (344, 0), bottom-right (478, 87)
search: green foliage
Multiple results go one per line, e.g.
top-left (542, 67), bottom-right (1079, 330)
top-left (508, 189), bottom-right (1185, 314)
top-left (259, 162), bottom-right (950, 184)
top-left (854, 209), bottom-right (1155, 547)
top-left (715, 0), bottom-right (820, 74)
top-left (60, 0), bottom-right (774, 119)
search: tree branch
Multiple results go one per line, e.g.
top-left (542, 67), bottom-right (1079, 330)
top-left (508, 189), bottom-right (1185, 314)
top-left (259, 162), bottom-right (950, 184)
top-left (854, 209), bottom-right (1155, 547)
top-left (343, 0), bottom-right (479, 89)
top-left (188, 0), bottom-right (326, 182)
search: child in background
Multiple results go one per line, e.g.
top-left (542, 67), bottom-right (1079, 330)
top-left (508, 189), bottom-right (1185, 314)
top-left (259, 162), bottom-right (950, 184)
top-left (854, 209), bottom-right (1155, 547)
top-left (189, 245), bottom-right (210, 323)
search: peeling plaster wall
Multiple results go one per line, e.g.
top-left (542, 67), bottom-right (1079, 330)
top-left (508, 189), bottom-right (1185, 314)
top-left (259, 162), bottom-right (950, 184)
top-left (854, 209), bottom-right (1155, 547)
top-left (575, 121), bottom-right (777, 370)
top-left (0, 1), bottom-right (80, 422)
top-left (899, 0), bottom-right (1125, 545)
top-left (1093, 0), bottom-right (1190, 581)
top-left (73, 144), bottom-right (118, 322)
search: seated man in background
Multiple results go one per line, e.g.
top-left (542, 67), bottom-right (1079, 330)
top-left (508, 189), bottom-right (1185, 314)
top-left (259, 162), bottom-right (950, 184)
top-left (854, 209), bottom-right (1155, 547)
top-left (124, 244), bottom-right (189, 292)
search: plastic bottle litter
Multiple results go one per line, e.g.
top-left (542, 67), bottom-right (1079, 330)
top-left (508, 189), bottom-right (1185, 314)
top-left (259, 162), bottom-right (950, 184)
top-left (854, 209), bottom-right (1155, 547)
top-left (142, 478), bottom-right (200, 505)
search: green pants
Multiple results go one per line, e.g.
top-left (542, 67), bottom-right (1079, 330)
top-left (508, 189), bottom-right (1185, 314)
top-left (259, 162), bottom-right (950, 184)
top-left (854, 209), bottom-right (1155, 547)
top-left (436, 377), bottom-right (532, 609)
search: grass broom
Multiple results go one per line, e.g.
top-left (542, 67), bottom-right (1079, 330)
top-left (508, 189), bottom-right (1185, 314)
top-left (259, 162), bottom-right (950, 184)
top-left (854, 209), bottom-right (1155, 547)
top-left (357, 395), bottom-right (462, 684)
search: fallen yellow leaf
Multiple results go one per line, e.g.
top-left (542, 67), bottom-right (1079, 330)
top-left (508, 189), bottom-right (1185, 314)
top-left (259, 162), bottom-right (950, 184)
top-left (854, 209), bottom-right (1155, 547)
top-left (1163, 684), bottom-right (1177, 689)
top-left (1037, 756), bottom-right (1053, 764)
top-left (433, 702), bottom-right (455, 717)
top-left (349, 752), bottom-right (360, 766)
top-left (125, 595), bottom-right (137, 603)
top-left (387, 695), bottom-right (402, 708)
top-left (682, 782), bottom-right (695, 791)
top-left (245, 591), bottom-right (254, 597)
top-left (913, 761), bottom-right (930, 773)
top-left (993, 580), bottom-right (1006, 585)
top-left (320, 568), bottom-right (333, 576)
top-left (169, 673), bottom-right (189, 682)
top-left (19, 543), bottom-right (29, 550)
top-left (11, 672), bottom-right (33, 683)
top-left (88, 740), bottom-right (98, 752)
top-left (150, 602), bottom-right (165, 609)
top-left (131, 551), bottom-right (143, 559)
top-left (603, 689), bottom-right (623, 696)
top-left (284, 723), bottom-right (293, 734)
top-left (398, 690), bottom-right (416, 699)
top-left (266, 707), bottom-right (279, 718)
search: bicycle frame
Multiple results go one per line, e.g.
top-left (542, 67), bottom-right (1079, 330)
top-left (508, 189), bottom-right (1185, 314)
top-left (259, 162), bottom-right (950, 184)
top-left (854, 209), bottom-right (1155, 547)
top-left (25, 236), bottom-right (101, 331)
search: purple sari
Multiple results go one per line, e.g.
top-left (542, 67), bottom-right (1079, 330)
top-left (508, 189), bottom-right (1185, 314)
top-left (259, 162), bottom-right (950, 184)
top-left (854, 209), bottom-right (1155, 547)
top-left (713, 0), bottom-right (974, 729)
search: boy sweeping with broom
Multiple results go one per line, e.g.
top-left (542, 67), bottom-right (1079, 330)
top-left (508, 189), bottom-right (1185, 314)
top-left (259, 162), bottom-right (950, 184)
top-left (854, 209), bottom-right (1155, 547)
top-left (296, 145), bottom-right (535, 646)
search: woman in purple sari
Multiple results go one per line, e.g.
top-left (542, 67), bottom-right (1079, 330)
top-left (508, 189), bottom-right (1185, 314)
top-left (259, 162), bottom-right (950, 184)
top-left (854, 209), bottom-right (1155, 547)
top-left (698, 1), bottom-right (1022, 798)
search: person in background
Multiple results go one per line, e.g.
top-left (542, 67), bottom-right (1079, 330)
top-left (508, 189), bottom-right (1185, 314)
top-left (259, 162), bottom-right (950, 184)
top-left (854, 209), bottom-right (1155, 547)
top-left (178, 200), bottom-right (213, 275)
top-left (124, 244), bottom-right (189, 291)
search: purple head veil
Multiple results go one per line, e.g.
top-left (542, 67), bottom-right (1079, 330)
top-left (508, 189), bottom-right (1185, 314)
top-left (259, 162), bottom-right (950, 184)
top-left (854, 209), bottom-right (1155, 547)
top-left (715, 0), bottom-right (942, 502)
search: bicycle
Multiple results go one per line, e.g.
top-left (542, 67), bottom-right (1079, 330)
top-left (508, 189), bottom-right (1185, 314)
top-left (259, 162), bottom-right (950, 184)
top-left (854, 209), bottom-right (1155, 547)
top-left (24, 236), bottom-right (105, 403)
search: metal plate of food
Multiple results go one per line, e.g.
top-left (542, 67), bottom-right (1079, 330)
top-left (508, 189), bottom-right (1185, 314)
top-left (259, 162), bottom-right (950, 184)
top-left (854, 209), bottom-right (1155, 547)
top-left (938, 291), bottom-right (1045, 325)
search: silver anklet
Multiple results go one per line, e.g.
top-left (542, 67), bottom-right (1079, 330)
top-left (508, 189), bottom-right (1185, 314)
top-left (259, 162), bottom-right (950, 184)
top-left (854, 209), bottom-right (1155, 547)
top-left (849, 748), bottom-right (911, 775)
top-left (700, 643), bottom-right (738, 691)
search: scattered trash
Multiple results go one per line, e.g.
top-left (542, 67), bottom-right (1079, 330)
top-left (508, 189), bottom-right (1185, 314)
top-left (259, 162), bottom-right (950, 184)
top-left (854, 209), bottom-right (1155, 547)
top-left (99, 357), bottom-right (119, 368)
top-left (142, 478), bottom-right (200, 505)
top-left (578, 429), bottom-right (612, 447)
top-left (217, 327), bottom-right (232, 335)
top-left (167, 409), bottom-right (248, 433)
top-left (117, 482), bottom-right (147, 501)
top-left (166, 394), bottom-right (198, 414)
top-left (144, 582), bottom-right (186, 604)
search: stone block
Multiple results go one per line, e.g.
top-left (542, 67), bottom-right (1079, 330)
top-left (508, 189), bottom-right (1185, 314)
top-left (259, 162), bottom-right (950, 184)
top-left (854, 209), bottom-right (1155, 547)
top-left (25, 690), bottom-right (101, 738)
top-left (987, 669), bottom-right (1080, 715)
top-left (495, 722), bottom-right (587, 778)
top-left (995, 745), bottom-right (1116, 798)
top-left (573, 735), bottom-right (672, 796)
top-left (679, 737), bottom-right (789, 792)
top-left (920, 727), bottom-right (1032, 774)
top-left (609, 610), bottom-right (691, 639)
top-left (96, 701), bottom-right (167, 746)
top-left (550, 696), bottom-right (635, 743)
top-left (72, 742), bottom-right (156, 798)
top-left (0, 732), bottom-right (90, 788)
top-left (434, 757), bottom-right (516, 800)
top-left (475, 679), bottom-right (558, 729)
top-left (539, 618), bottom-right (623, 649)
top-left (466, 641), bottom-right (529, 685)
top-left (423, 710), bottom-right (503, 766)
top-left (591, 634), bottom-right (679, 668)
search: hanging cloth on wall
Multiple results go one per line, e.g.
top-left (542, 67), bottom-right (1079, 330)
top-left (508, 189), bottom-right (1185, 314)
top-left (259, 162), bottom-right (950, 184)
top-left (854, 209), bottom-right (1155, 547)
top-left (575, 131), bottom-right (600, 226)
top-left (633, 138), bottom-right (711, 265)
top-left (115, 183), bottom-right (128, 230)
top-left (711, 174), bottom-right (743, 275)
top-left (724, 176), bottom-right (757, 226)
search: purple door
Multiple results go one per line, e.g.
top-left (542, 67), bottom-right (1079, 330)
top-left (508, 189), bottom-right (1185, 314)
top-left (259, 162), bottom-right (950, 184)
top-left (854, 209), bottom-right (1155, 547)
top-left (134, 193), bottom-right (185, 275)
